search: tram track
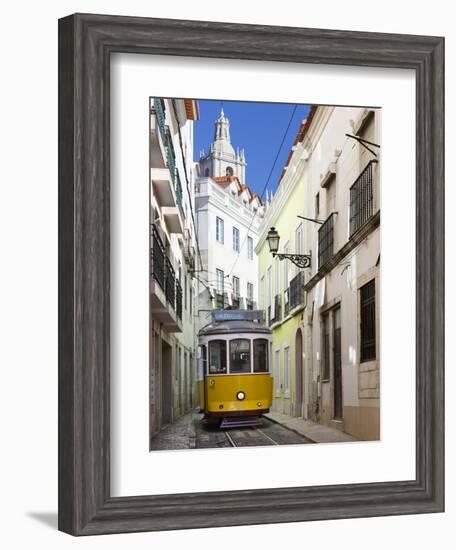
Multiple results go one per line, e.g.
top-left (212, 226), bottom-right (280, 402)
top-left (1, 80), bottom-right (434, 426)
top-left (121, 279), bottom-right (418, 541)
top-left (224, 425), bottom-right (280, 447)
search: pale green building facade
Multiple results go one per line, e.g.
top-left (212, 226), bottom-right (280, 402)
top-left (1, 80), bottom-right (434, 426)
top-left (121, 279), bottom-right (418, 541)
top-left (256, 121), bottom-right (311, 418)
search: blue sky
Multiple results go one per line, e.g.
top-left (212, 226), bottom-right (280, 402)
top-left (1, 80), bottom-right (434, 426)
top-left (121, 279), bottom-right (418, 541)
top-left (194, 100), bottom-right (311, 198)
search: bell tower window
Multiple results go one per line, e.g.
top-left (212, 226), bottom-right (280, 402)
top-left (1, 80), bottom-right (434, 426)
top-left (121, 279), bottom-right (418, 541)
top-left (226, 166), bottom-right (233, 176)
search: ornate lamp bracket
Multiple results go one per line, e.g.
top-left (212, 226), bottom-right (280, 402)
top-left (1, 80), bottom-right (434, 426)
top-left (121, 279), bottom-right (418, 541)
top-left (272, 252), bottom-right (312, 269)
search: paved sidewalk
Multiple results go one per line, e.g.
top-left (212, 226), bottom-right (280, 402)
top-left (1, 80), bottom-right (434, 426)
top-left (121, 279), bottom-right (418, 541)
top-left (150, 411), bottom-right (197, 451)
top-left (264, 411), bottom-right (358, 443)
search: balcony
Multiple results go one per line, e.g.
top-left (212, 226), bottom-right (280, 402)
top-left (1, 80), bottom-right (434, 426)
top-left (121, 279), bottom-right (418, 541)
top-left (269, 294), bottom-right (282, 326)
top-left (165, 127), bottom-right (177, 188)
top-left (162, 206), bottom-right (183, 235)
top-left (318, 213), bottom-right (335, 269)
top-left (289, 271), bottom-right (305, 311)
top-left (350, 161), bottom-right (376, 237)
top-left (175, 279), bottom-right (183, 320)
top-left (150, 225), bottom-right (182, 332)
top-left (175, 171), bottom-right (183, 213)
top-left (150, 98), bottom-right (167, 169)
top-left (231, 295), bottom-right (240, 309)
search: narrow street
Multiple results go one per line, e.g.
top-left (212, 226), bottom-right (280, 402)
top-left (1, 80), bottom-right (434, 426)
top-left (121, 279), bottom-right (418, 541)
top-left (150, 411), bottom-right (314, 451)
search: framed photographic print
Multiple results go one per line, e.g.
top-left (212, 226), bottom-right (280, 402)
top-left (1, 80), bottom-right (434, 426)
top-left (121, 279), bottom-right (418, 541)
top-left (58, 13), bottom-right (444, 535)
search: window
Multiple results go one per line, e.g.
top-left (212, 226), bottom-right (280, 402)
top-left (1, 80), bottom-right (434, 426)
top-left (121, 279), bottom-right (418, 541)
top-left (349, 162), bottom-right (375, 236)
top-left (216, 269), bottom-right (224, 295)
top-left (226, 166), bottom-right (233, 176)
top-left (318, 214), bottom-right (334, 269)
top-left (184, 274), bottom-right (187, 310)
top-left (284, 346), bottom-right (290, 395)
top-left (274, 349), bottom-right (281, 396)
top-left (232, 226), bottom-right (240, 251)
top-left (232, 276), bottom-right (240, 297)
top-left (315, 192), bottom-right (320, 219)
top-left (230, 339), bottom-right (251, 373)
top-left (259, 276), bottom-right (264, 309)
top-left (275, 255), bottom-right (280, 294)
top-left (247, 282), bottom-right (254, 301)
top-left (283, 241), bottom-right (290, 290)
top-left (205, 167), bottom-right (209, 177)
top-left (216, 216), bottom-right (224, 244)
top-left (322, 312), bottom-right (331, 380)
top-left (208, 340), bottom-right (227, 374)
top-left (247, 236), bottom-right (253, 260)
top-left (253, 339), bottom-right (269, 372)
top-left (360, 279), bottom-right (376, 361)
top-left (295, 223), bottom-right (303, 263)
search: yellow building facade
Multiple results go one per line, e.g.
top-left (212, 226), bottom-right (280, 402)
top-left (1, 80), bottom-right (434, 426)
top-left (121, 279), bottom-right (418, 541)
top-left (256, 121), bottom-right (311, 418)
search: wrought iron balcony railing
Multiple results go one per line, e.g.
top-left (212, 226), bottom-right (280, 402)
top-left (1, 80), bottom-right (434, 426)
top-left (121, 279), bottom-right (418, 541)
top-left (175, 279), bottom-right (182, 320)
top-left (165, 127), bottom-right (177, 188)
top-left (151, 225), bottom-right (180, 316)
top-left (165, 256), bottom-right (176, 307)
top-left (349, 161), bottom-right (376, 237)
top-left (289, 271), bottom-right (305, 310)
top-left (175, 171), bottom-right (183, 211)
top-left (151, 224), bottom-right (166, 291)
top-left (153, 98), bottom-right (167, 142)
top-left (318, 213), bottom-right (335, 270)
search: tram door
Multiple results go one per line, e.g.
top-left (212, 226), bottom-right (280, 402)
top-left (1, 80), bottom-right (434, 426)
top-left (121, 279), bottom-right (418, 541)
top-left (333, 306), bottom-right (342, 420)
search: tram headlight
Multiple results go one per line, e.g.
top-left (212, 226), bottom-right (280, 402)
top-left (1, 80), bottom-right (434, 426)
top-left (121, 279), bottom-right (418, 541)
top-left (236, 391), bottom-right (246, 401)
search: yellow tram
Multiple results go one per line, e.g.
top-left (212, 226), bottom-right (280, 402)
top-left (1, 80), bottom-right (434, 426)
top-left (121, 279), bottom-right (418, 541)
top-left (197, 310), bottom-right (273, 428)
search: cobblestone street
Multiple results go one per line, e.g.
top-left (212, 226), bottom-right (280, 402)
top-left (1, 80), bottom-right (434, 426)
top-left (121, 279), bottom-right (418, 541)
top-left (150, 411), bottom-right (314, 451)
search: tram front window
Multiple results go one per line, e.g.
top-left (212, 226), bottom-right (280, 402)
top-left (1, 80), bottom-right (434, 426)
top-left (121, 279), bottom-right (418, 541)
top-left (208, 340), bottom-right (227, 374)
top-left (253, 338), bottom-right (269, 372)
top-left (230, 339), bottom-right (251, 373)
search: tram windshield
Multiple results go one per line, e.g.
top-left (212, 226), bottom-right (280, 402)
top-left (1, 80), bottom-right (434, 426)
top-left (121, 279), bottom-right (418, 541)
top-left (208, 340), bottom-right (227, 374)
top-left (253, 338), bottom-right (269, 372)
top-left (230, 339), bottom-right (251, 373)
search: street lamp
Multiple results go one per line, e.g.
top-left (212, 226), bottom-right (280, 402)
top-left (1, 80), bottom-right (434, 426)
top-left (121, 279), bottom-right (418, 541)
top-left (266, 226), bottom-right (312, 269)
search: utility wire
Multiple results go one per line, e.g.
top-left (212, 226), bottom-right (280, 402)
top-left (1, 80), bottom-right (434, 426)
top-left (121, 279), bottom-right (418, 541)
top-left (226, 104), bottom-right (299, 279)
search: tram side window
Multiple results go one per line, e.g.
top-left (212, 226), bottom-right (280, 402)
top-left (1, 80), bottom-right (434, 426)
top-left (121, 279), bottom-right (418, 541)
top-left (230, 339), bottom-right (251, 373)
top-left (208, 340), bottom-right (227, 374)
top-left (253, 339), bottom-right (269, 372)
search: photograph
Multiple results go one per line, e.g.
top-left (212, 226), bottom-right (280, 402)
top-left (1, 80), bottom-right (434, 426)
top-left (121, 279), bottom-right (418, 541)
top-left (149, 97), bottom-right (381, 451)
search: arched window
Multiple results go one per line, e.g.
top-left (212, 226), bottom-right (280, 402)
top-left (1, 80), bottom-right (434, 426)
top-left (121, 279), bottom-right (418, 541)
top-left (225, 166), bottom-right (233, 176)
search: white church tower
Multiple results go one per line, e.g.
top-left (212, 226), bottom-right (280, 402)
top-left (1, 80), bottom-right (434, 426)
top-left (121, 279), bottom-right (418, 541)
top-left (195, 107), bottom-right (264, 332)
top-left (199, 108), bottom-right (247, 184)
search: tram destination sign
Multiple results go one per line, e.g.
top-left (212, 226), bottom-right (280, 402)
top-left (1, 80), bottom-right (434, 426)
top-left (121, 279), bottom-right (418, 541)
top-left (212, 310), bottom-right (264, 324)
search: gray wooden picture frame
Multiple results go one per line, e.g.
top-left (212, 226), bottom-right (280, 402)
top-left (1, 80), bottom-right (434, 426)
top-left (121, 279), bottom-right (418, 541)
top-left (58, 13), bottom-right (445, 536)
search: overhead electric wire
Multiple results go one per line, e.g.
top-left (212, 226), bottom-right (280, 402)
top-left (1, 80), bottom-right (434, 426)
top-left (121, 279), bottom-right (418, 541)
top-left (226, 104), bottom-right (299, 279)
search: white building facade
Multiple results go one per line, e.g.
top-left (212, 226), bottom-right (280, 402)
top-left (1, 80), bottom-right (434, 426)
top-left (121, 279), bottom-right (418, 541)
top-left (256, 105), bottom-right (381, 441)
top-left (195, 109), bottom-right (264, 333)
top-left (303, 106), bottom-right (381, 440)
top-left (149, 97), bottom-right (199, 444)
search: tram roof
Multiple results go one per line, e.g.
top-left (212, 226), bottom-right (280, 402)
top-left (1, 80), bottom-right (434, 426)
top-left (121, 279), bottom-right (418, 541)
top-left (198, 319), bottom-right (272, 337)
